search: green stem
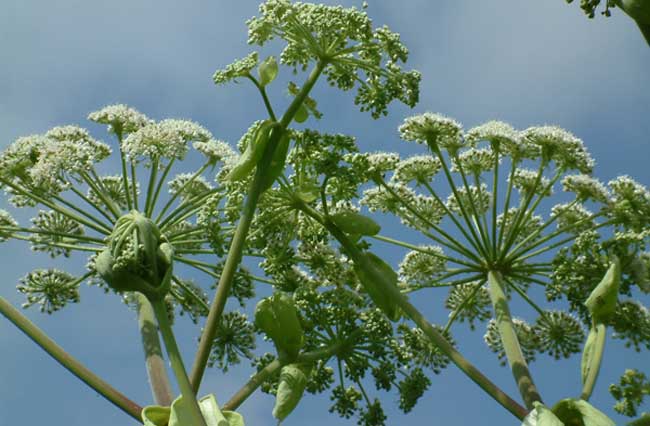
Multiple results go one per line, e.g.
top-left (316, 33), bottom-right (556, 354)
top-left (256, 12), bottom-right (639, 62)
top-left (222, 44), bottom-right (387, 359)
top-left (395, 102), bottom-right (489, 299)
top-left (135, 293), bottom-right (173, 406)
top-left (52, 194), bottom-right (114, 232)
top-left (80, 172), bottom-right (121, 218)
top-left (0, 178), bottom-right (111, 235)
top-left (376, 177), bottom-right (482, 263)
top-left (148, 159), bottom-right (175, 218)
top-left (131, 161), bottom-right (139, 211)
top-left (422, 180), bottom-right (485, 257)
top-left (247, 74), bottom-right (277, 121)
top-left (68, 186), bottom-right (116, 224)
top-left (0, 297), bottom-right (143, 421)
top-left (580, 322), bottom-right (606, 401)
top-left (491, 146), bottom-right (500, 256)
top-left (10, 234), bottom-right (102, 253)
top-left (144, 158), bottom-right (160, 218)
top-left (497, 161), bottom-right (518, 251)
top-left (369, 234), bottom-right (480, 270)
top-left (443, 279), bottom-right (487, 333)
top-left (151, 298), bottom-right (207, 426)
top-left (453, 153), bottom-right (493, 259)
top-left (487, 270), bottom-right (542, 410)
top-left (0, 226), bottom-right (105, 244)
top-left (155, 162), bottom-right (211, 224)
top-left (116, 130), bottom-right (133, 211)
top-left (430, 144), bottom-right (490, 259)
top-left (189, 60), bottom-right (327, 393)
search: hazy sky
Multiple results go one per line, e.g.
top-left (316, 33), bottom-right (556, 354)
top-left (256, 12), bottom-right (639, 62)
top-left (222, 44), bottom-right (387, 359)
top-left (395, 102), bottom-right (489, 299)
top-left (1, 1), bottom-right (649, 425)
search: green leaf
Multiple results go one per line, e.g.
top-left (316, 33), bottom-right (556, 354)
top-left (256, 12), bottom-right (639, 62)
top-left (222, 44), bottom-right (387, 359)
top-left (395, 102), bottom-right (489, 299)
top-left (254, 292), bottom-right (304, 361)
top-left (552, 399), bottom-right (615, 426)
top-left (330, 211), bottom-right (381, 236)
top-left (258, 56), bottom-right (278, 87)
top-left (353, 252), bottom-right (401, 321)
top-left (581, 323), bottom-right (605, 388)
top-left (226, 120), bottom-right (275, 182)
top-left (293, 104), bottom-right (309, 123)
top-left (521, 402), bottom-right (564, 426)
top-left (628, 413), bottom-right (650, 426)
top-left (260, 131), bottom-right (290, 192)
top-left (585, 258), bottom-right (620, 323)
top-left (143, 394), bottom-right (245, 426)
top-left (273, 363), bottom-right (310, 422)
top-left (141, 405), bottom-right (171, 426)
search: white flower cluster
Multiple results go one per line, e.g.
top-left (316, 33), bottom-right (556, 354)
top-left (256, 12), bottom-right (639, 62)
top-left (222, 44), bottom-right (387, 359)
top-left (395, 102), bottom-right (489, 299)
top-left (87, 175), bottom-right (137, 210)
top-left (88, 104), bottom-right (152, 134)
top-left (361, 182), bottom-right (416, 214)
top-left (392, 155), bottom-right (441, 185)
top-left (345, 152), bottom-right (399, 181)
top-left (524, 126), bottom-right (594, 173)
top-left (561, 174), bottom-right (609, 202)
top-left (122, 119), bottom-right (212, 163)
top-left (0, 209), bottom-right (18, 242)
top-left (193, 139), bottom-right (236, 164)
top-left (398, 112), bottom-right (464, 152)
top-left (16, 269), bottom-right (80, 313)
top-left (466, 120), bottom-right (519, 147)
top-left (496, 208), bottom-right (544, 243)
top-left (398, 246), bottom-right (446, 286)
top-left (551, 203), bottom-right (593, 234)
top-left (509, 168), bottom-right (552, 196)
top-left (29, 126), bottom-right (111, 193)
top-left (451, 148), bottom-right (497, 175)
top-left (446, 183), bottom-right (491, 215)
top-left (168, 174), bottom-right (213, 202)
top-left (0, 126), bottom-right (111, 196)
top-left (607, 176), bottom-right (650, 229)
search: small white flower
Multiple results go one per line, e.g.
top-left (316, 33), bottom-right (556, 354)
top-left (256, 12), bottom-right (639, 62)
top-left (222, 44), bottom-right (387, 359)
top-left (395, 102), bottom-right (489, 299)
top-left (551, 203), bottom-right (593, 234)
top-left (393, 155), bottom-right (441, 185)
top-left (194, 139), bottom-right (236, 164)
top-left (88, 104), bottom-right (152, 134)
top-left (0, 209), bottom-right (18, 242)
top-left (168, 173), bottom-right (213, 202)
top-left (398, 246), bottom-right (446, 286)
top-left (561, 174), bottom-right (609, 202)
top-left (446, 183), bottom-right (491, 215)
top-left (509, 169), bottom-right (552, 196)
top-left (524, 126), bottom-right (594, 173)
top-left (399, 112), bottom-right (464, 152)
top-left (123, 120), bottom-right (210, 163)
top-left (466, 120), bottom-right (519, 147)
top-left (451, 148), bottom-right (497, 175)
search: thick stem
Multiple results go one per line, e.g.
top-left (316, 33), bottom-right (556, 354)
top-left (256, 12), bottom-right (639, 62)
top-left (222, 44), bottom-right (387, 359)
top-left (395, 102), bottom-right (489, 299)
top-left (189, 60), bottom-right (326, 393)
top-left (135, 293), bottom-right (173, 406)
top-left (0, 297), bottom-right (142, 421)
top-left (487, 271), bottom-right (542, 410)
top-left (151, 298), bottom-right (206, 426)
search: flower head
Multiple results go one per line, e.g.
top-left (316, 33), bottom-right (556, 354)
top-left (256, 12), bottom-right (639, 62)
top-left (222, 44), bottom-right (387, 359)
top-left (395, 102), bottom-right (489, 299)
top-left (88, 104), bottom-right (152, 134)
top-left (17, 269), bottom-right (81, 313)
top-left (398, 113), bottom-right (463, 151)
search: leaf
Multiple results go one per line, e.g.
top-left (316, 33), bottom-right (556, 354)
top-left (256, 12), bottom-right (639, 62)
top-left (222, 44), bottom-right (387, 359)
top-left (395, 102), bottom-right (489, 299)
top-left (142, 394), bottom-right (245, 426)
top-left (258, 56), bottom-right (278, 87)
top-left (293, 104), bottom-right (309, 123)
top-left (521, 402), bottom-right (565, 426)
top-left (628, 413), bottom-right (650, 426)
top-left (226, 120), bottom-right (275, 182)
top-left (552, 398), bottom-right (615, 426)
top-left (584, 258), bottom-right (620, 323)
top-left (353, 252), bottom-right (401, 321)
top-left (330, 211), bottom-right (381, 236)
top-left (273, 364), bottom-right (309, 422)
top-left (580, 323), bottom-right (605, 387)
top-left (141, 405), bottom-right (171, 426)
top-left (254, 292), bottom-right (304, 361)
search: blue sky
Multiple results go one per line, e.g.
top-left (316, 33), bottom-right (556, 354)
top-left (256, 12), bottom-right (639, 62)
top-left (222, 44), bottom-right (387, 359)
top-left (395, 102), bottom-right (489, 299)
top-left (1, 1), bottom-right (649, 425)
